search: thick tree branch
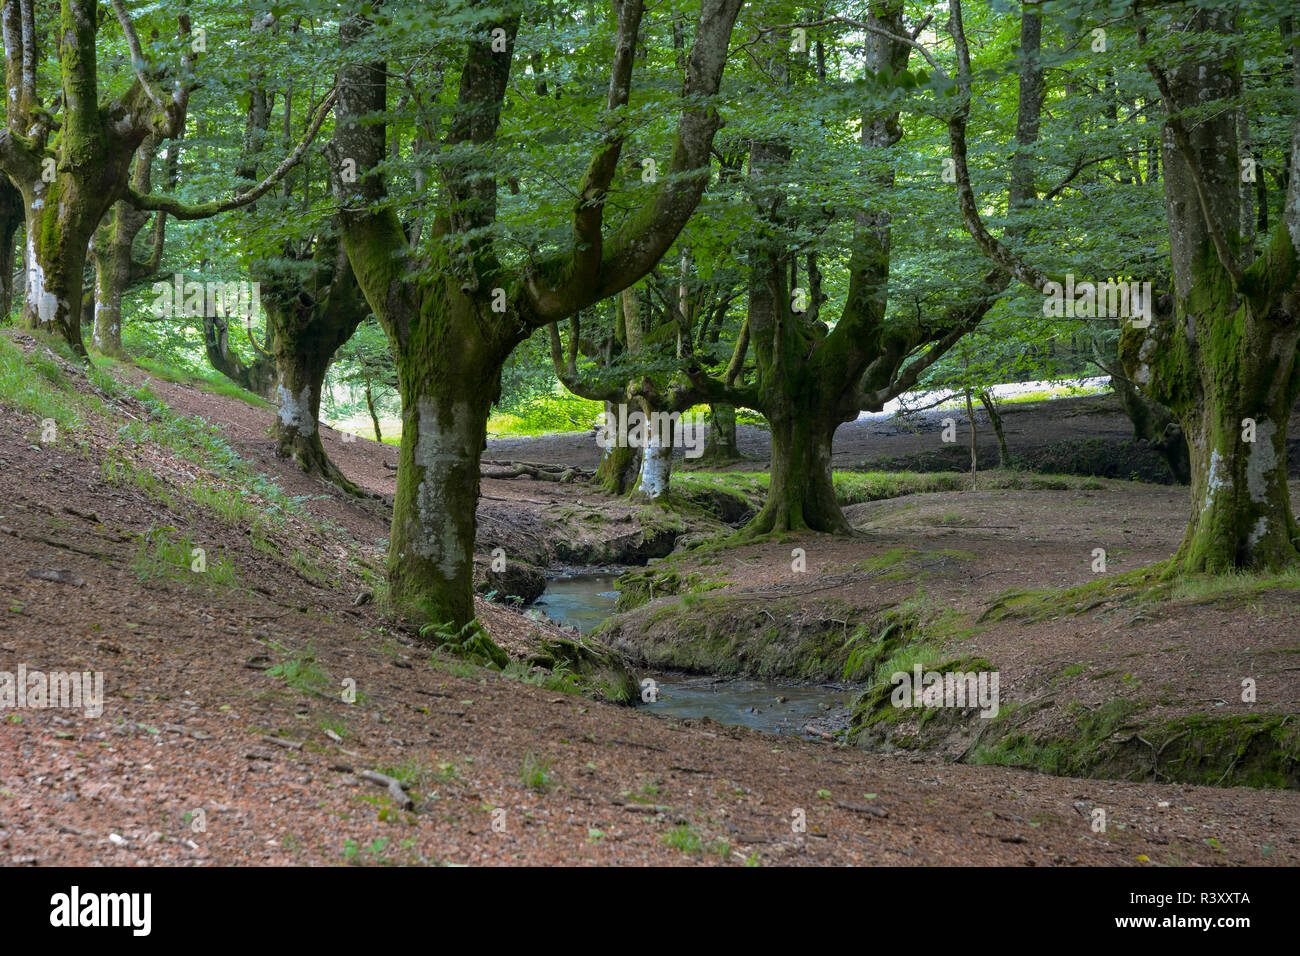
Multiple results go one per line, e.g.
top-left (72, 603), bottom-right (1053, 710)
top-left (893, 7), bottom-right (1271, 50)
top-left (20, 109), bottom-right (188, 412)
top-left (126, 89), bottom-right (337, 220)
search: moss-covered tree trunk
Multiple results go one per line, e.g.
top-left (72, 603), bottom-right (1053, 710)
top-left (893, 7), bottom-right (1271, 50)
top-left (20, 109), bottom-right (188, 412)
top-left (701, 403), bottom-right (742, 461)
top-left (596, 400), bottom-right (640, 493)
top-left (334, 1), bottom-right (742, 628)
top-left (1120, 7), bottom-right (1300, 573)
top-left (19, 178), bottom-right (111, 357)
top-left (263, 235), bottom-right (368, 492)
top-left (1, 0), bottom-right (187, 358)
top-left (751, 397), bottom-right (848, 533)
top-left (89, 202), bottom-right (146, 358)
top-left (90, 133), bottom-right (165, 358)
top-left (386, 287), bottom-right (504, 627)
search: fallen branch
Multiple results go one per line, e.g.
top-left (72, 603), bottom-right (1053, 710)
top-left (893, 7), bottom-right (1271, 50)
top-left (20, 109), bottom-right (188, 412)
top-left (359, 769), bottom-right (414, 810)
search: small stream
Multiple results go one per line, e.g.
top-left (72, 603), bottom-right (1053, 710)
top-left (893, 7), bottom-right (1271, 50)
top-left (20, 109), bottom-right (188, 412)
top-left (532, 573), bottom-right (855, 737)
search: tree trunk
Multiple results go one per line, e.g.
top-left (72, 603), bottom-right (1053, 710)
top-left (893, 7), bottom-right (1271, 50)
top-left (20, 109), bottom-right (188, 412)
top-left (264, 235), bottom-right (368, 492)
top-left (700, 403), bottom-right (743, 461)
top-left (749, 401), bottom-right (848, 534)
top-left (1108, 365), bottom-right (1190, 483)
top-left (1149, 283), bottom-right (1300, 572)
top-left (89, 207), bottom-right (137, 358)
top-left (388, 348), bottom-right (497, 629)
top-left (636, 428), bottom-right (674, 499)
top-left (270, 331), bottom-right (355, 488)
top-left (90, 133), bottom-right (165, 358)
top-left (978, 389), bottom-right (1011, 468)
top-left (0, 180), bottom-right (21, 322)
top-left (364, 379), bottom-right (383, 442)
top-left (202, 314), bottom-right (277, 399)
top-left (20, 192), bottom-right (97, 357)
top-left (1120, 7), bottom-right (1300, 573)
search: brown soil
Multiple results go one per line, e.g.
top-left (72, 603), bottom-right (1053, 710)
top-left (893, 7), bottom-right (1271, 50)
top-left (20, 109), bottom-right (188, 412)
top-left (1, 335), bottom-right (1297, 866)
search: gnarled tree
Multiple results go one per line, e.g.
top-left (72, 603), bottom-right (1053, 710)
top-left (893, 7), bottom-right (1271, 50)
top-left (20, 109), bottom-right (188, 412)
top-left (331, 0), bottom-right (744, 628)
top-left (0, 0), bottom-right (189, 357)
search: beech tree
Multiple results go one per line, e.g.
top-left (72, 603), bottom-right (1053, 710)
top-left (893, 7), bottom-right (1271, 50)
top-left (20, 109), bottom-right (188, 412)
top-left (331, 0), bottom-right (744, 628)
top-left (0, 0), bottom-right (190, 357)
top-left (1121, 4), bottom-right (1300, 571)
top-left (948, 0), bottom-right (1300, 573)
top-left (685, 2), bottom-right (1016, 534)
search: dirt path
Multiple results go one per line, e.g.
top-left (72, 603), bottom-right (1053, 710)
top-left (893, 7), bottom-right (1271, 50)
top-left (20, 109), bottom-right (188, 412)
top-left (1, 344), bottom-right (1296, 866)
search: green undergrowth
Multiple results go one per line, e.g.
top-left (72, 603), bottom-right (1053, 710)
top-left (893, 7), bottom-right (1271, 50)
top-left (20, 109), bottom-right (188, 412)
top-left (845, 596), bottom-right (995, 742)
top-left (669, 469), bottom-right (1104, 514)
top-left (2, 331), bottom-right (342, 597)
top-left (981, 562), bottom-right (1300, 624)
top-left (132, 525), bottom-right (239, 589)
top-left (426, 622), bottom-right (638, 705)
top-left (103, 352), bottom-right (273, 408)
top-left (968, 706), bottom-right (1300, 790)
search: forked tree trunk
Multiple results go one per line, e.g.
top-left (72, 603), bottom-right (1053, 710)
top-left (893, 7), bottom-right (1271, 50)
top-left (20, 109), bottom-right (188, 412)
top-left (202, 314), bottom-right (277, 399)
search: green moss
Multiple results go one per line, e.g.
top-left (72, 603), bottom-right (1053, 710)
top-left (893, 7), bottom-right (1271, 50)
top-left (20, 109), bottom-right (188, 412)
top-left (970, 706), bottom-right (1299, 790)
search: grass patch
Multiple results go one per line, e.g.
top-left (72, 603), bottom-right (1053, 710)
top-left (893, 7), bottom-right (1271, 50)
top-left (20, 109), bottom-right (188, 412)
top-left (661, 823), bottom-right (730, 859)
top-left (132, 526), bottom-right (238, 588)
top-left (520, 752), bottom-right (555, 792)
top-left (0, 333), bottom-right (90, 432)
top-left (113, 353), bottom-right (273, 408)
top-left (264, 641), bottom-right (336, 698)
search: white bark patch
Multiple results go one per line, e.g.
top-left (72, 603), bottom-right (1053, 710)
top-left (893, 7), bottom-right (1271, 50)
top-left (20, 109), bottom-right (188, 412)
top-left (24, 233), bottom-right (62, 324)
top-left (413, 398), bottom-right (470, 579)
top-left (1244, 417), bottom-right (1277, 504)
top-left (1202, 449), bottom-right (1228, 515)
top-left (276, 383), bottom-right (316, 437)
top-left (1247, 516), bottom-right (1269, 551)
top-left (1134, 333), bottom-right (1159, 387)
top-left (637, 434), bottom-right (673, 499)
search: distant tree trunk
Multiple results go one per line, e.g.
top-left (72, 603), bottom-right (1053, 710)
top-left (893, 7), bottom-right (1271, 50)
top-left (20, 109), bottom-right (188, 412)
top-left (364, 377), bottom-right (383, 442)
top-left (978, 389), bottom-right (1011, 468)
top-left (1099, 351), bottom-right (1191, 484)
top-left (202, 314), bottom-right (277, 398)
top-left (700, 403), bottom-right (743, 462)
top-left (263, 232), bottom-right (369, 491)
top-left (964, 382), bottom-right (978, 488)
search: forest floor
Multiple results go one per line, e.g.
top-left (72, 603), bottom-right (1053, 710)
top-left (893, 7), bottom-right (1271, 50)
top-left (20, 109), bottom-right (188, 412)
top-left (1, 329), bottom-right (1298, 866)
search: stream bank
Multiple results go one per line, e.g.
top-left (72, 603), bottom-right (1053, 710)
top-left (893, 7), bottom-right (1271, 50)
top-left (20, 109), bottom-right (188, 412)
top-left (533, 572), bottom-right (856, 738)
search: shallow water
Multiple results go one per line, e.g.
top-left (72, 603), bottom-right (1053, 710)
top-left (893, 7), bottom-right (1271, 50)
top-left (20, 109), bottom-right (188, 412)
top-left (533, 573), bottom-right (854, 736)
